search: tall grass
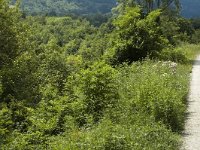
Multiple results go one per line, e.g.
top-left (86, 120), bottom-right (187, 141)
top-left (45, 58), bottom-right (189, 150)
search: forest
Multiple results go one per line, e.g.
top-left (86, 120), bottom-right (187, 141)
top-left (11, 0), bottom-right (200, 18)
top-left (12, 0), bottom-right (116, 16)
top-left (1, 0), bottom-right (200, 149)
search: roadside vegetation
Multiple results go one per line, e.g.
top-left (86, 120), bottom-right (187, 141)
top-left (1, 0), bottom-right (200, 149)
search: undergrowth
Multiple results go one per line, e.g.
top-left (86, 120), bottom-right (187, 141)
top-left (1, 44), bottom-right (200, 150)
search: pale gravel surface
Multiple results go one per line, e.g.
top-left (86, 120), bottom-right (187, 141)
top-left (182, 55), bottom-right (200, 150)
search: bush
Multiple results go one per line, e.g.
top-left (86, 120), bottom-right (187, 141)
top-left (191, 29), bottom-right (200, 44)
top-left (74, 61), bottom-right (119, 122)
top-left (157, 48), bottom-right (189, 64)
top-left (0, 104), bottom-right (13, 145)
top-left (46, 118), bottom-right (179, 150)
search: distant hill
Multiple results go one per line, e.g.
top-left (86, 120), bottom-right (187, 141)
top-left (14, 0), bottom-right (200, 18)
top-left (181, 0), bottom-right (200, 18)
top-left (18, 0), bottom-right (116, 16)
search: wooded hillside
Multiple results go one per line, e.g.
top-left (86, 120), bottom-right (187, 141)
top-left (16, 0), bottom-right (116, 16)
top-left (15, 0), bottom-right (200, 18)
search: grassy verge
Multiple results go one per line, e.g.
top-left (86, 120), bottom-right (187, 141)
top-left (179, 43), bottom-right (200, 60)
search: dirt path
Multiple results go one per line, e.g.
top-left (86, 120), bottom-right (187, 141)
top-left (182, 55), bottom-right (200, 150)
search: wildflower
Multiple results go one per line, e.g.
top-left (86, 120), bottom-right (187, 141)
top-left (169, 62), bottom-right (177, 74)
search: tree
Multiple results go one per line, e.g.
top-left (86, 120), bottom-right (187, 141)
top-left (0, 1), bottom-right (41, 104)
top-left (110, 6), bottom-right (168, 63)
top-left (0, 0), bottom-right (20, 68)
top-left (116, 0), bottom-right (180, 13)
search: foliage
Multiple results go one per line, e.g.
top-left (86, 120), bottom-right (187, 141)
top-left (191, 18), bottom-right (200, 30)
top-left (0, 104), bottom-right (13, 145)
top-left (118, 59), bottom-right (189, 132)
top-left (191, 30), bottom-right (200, 44)
top-left (0, 0), bottom-right (20, 69)
top-left (157, 48), bottom-right (188, 63)
top-left (0, 0), bottom-right (199, 149)
top-left (75, 62), bottom-right (119, 122)
top-left (110, 6), bottom-right (168, 63)
top-left (16, 0), bottom-right (116, 16)
top-left (45, 118), bottom-right (179, 150)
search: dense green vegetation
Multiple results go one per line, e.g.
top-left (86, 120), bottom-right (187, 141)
top-left (13, 0), bottom-right (116, 16)
top-left (1, 0), bottom-right (200, 149)
top-left (12, 0), bottom-right (200, 19)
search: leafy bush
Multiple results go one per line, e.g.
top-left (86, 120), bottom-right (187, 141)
top-left (191, 29), bottom-right (200, 44)
top-left (69, 61), bottom-right (119, 122)
top-left (157, 48), bottom-right (189, 63)
top-left (0, 104), bottom-right (13, 145)
top-left (0, 1), bottom-right (197, 149)
top-left (46, 118), bottom-right (179, 150)
top-left (19, 0), bottom-right (116, 16)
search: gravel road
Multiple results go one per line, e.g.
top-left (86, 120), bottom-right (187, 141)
top-left (182, 55), bottom-right (200, 150)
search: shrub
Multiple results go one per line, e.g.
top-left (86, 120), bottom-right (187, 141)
top-left (46, 118), bottom-right (179, 150)
top-left (76, 61), bottom-right (119, 122)
top-left (157, 48), bottom-right (189, 63)
top-left (0, 104), bottom-right (13, 145)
